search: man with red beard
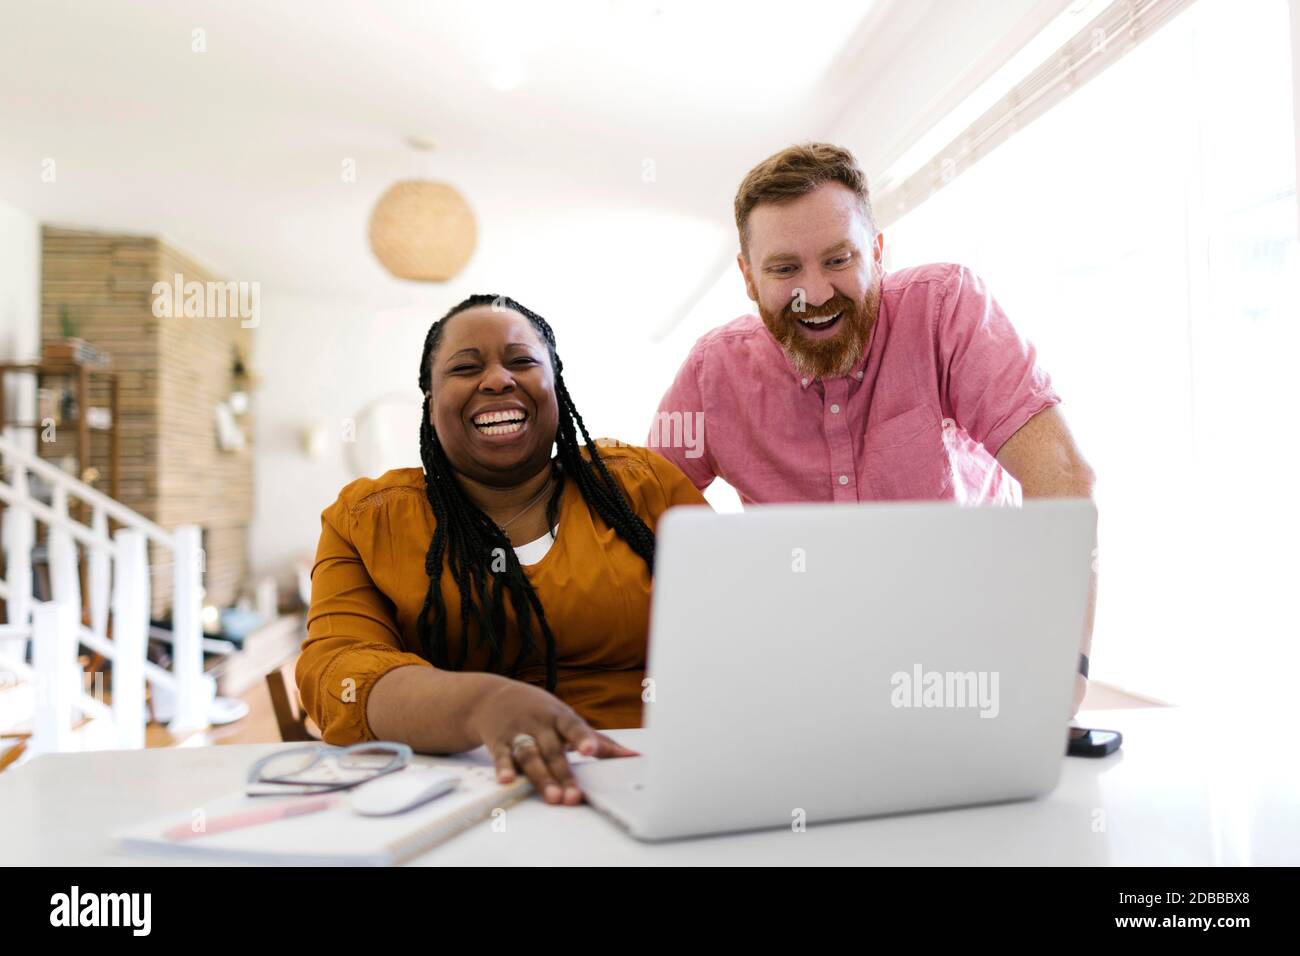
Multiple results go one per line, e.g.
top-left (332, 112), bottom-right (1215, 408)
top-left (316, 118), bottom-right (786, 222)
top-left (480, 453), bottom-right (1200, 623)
top-left (649, 142), bottom-right (1097, 715)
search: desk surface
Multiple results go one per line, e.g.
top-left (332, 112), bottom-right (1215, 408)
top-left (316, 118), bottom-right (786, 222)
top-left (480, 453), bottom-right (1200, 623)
top-left (3, 707), bottom-right (1296, 865)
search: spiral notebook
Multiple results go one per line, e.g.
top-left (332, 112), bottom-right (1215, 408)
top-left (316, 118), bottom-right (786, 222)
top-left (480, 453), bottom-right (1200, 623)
top-left (112, 749), bottom-right (534, 866)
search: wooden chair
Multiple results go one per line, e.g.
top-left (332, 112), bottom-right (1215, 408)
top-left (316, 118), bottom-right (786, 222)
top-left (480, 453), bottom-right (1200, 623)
top-left (264, 659), bottom-right (322, 743)
top-left (0, 738), bottom-right (26, 773)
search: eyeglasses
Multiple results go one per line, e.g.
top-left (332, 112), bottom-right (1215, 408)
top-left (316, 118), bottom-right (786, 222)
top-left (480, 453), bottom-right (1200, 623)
top-left (246, 742), bottom-right (412, 796)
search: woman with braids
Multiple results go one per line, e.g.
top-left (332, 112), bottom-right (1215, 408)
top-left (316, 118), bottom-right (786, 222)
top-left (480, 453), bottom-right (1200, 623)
top-left (298, 295), bottom-right (709, 806)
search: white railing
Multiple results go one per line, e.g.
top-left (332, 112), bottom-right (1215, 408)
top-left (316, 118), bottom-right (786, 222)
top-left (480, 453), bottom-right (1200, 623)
top-left (0, 433), bottom-right (214, 755)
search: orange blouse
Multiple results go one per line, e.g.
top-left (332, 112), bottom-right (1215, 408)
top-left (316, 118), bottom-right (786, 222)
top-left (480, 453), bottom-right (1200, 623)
top-left (297, 442), bottom-right (709, 744)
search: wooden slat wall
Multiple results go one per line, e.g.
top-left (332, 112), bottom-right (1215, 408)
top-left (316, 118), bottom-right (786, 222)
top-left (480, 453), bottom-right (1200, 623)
top-left (155, 243), bottom-right (254, 611)
top-left (41, 226), bottom-right (254, 617)
top-left (40, 228), bottom-right (161, 514)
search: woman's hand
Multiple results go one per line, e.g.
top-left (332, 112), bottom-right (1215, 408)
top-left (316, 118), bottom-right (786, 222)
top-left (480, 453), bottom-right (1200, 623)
top-left (466, 680), bottom-right (639, 805)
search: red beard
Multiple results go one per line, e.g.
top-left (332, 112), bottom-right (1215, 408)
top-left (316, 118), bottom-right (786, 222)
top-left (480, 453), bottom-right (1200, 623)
top-left (758, 276), bottom-right (881, 381)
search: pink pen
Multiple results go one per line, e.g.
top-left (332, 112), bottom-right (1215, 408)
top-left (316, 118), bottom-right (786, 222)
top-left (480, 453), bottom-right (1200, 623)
top-left (164, 796), bottom-right (337, 842)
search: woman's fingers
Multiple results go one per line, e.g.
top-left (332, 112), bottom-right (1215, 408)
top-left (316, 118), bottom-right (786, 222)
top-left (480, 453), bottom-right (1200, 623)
top-left (555, 711), bottom-right (600, 756)
top-left (536, 727), bottom-right (583, 805)
top-left (591, 731), bottom-right (640, 758)
top-left (510, 732), bottom-right (565, 804)
top-left (489, 743), bottom-right (518, 785)
top-left (555, 713), bottom-right (639, 758)
top-left (487, 705), bottom-right (640, 808)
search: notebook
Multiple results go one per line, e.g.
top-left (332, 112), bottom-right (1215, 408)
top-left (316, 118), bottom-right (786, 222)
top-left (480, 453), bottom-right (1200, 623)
top-left (112, 747), bottom-right (535, 866)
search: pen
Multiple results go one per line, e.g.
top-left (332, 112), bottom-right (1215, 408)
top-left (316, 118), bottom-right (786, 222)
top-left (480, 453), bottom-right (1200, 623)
top-left (164, 796), bottom-right (336, 842)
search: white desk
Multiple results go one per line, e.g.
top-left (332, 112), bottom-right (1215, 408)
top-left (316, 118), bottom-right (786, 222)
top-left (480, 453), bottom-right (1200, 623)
top-left (2, 707), bottom-right (1296, 865)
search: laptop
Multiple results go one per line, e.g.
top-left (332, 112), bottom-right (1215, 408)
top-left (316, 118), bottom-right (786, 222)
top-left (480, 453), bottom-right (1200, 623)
top-left (573, 498), bottom-right (1097, 841)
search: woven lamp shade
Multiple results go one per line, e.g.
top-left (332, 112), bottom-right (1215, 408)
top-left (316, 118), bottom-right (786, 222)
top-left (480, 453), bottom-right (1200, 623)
top-left (368, 179), bottom-right (477, 281)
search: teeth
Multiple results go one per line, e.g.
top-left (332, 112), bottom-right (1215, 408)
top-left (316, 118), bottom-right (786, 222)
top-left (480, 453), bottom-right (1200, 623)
top-left (800, 311), bottom-right (842, 326)
top-left (472, 407), bottom-right (527, 436)
top-left (472, 410), bottom-right (527, 426)
top-left (478, 421), bottom-right (524, 436)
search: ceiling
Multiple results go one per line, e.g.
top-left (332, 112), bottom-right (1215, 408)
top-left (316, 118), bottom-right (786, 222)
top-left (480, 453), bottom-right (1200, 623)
top-left (0, 0), bottom-right (885, 308)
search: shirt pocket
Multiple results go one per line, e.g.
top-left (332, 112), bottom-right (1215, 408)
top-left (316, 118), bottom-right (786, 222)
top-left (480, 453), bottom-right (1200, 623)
top-left (863, 404), bottom-right (949, 500)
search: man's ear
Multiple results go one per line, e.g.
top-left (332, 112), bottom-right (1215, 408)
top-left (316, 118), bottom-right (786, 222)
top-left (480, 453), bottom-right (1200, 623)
top-left (736, 252), bottom-right (758, 303)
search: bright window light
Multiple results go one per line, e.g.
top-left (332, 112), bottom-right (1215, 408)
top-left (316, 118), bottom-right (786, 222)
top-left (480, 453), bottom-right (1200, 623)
top-left (885, 0), bottom-right (1299, 707)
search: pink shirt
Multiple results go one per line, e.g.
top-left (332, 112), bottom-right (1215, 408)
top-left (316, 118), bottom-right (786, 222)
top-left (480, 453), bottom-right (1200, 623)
top-left (649, 263), bottom-right (1060, 506)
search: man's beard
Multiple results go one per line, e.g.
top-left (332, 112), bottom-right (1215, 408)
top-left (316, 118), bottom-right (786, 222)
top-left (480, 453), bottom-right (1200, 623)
top-left (758, 272), bottom-right (881, 381)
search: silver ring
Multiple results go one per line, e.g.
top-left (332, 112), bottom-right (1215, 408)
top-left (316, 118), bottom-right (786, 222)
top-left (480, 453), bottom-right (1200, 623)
top-left (510, 733), bottom-right (539, 760)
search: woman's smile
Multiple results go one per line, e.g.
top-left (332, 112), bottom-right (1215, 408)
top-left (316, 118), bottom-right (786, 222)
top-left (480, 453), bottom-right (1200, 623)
top-left (469, 403), bottom-right (531, 442)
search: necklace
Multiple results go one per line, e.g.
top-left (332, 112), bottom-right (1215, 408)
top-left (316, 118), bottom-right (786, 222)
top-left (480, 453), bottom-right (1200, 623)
top-left (496, 476), bottom-right (556, 532)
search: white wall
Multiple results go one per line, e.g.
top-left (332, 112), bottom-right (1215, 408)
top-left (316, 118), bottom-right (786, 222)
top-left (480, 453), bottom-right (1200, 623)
top-left (250, 291), bottom-right (407, 586)
top-left (0, 198), bottom-right (40, 452)
top-left (249, 264), bottom-right (752, 585)
top-left (239, 0), bottom-right (1092, 585)
top-left (1292, 0), bottom-right (1300, 239)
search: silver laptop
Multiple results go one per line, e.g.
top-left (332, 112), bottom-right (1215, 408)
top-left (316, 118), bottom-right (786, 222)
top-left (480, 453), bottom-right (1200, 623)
top-left (573, 498), bottom-right (1097, 841)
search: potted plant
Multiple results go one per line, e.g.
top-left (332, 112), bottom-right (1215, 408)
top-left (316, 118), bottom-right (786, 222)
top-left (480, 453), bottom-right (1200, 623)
top-left (43, 305), bottom-right (110, 367)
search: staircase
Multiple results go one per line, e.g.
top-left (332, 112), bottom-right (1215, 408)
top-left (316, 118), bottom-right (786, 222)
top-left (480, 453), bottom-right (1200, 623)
top-left (0, 433), bottom-right (214, 758)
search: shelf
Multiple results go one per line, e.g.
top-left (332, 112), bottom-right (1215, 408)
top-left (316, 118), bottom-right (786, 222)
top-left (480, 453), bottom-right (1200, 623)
top-left (3, 420), bottom-right (113, 431)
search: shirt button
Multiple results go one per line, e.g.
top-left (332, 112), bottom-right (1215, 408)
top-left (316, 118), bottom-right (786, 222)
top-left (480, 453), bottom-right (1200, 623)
top-left (855, 371), bottom-right (864, 380)
top-left (801, 377), bottom-right (809, 387)
top-left (838, 475), bottom-right (849, 486)
top-left (830, 403), bottom-right (841, 414)
top-left (942, 417), bottom-right (956, 431)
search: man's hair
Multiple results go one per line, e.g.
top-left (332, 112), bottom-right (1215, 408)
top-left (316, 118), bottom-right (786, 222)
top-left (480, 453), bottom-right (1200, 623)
top-left (733, 142), bottom-right (875, 256)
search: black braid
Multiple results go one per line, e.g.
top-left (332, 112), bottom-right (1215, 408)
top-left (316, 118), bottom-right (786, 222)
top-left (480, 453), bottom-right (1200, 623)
top-left (415, 294), bottom-right (656, 692)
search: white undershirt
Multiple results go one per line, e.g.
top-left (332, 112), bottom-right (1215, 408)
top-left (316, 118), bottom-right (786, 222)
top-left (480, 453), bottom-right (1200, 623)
top-left (513, 526), bottom-right (558, 566)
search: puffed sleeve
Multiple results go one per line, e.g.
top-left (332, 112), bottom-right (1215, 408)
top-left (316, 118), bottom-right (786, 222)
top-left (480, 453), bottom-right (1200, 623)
top-left (635, 446), bottom-right (712, 529)
top-left (296, 492), bottom-right (432, 744)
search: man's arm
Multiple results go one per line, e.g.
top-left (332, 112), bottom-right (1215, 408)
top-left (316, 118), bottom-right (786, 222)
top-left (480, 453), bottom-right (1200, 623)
top-left (994, 405), bottom-right (1097, 717)
top-left (648, 349), bottom-right (716, 493)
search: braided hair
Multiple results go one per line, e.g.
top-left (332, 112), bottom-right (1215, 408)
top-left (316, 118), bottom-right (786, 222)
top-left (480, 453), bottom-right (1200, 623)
top-left (416, 294), bottom-right (656, 692)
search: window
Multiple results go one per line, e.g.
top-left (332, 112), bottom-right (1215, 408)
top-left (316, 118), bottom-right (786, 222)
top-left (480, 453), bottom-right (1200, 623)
top-left (885, 0), bottom-right (1299, 705)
